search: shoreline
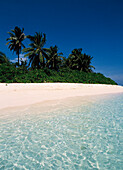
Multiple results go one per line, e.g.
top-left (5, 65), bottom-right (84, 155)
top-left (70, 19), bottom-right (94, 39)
top-left (0, 83), bottom-right (123, 110)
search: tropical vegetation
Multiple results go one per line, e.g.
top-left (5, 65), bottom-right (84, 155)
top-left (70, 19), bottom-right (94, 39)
top-left (0, 52), bottom-right (10, 64)
top-left (0, 26), bottom-right (117, 85)
top-left (23, 32), bottom-right (48, 69)
top-left (66, 48), bottom-right (95, 72)
top-left (45, 45), bottom-right (64, 70)
top-left (6, 26), bottom-right (26, 66)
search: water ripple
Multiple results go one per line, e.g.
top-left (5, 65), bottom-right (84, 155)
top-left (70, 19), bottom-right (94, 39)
top-left (0, 94), bottom-right (123, 169)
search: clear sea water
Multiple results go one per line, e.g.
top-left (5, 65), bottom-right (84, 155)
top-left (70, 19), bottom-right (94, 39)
top-left (0, 93), bottom-right (123, 170)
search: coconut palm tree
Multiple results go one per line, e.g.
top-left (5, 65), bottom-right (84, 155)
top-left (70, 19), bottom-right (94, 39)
top-left (82, 53), bottom-right (95, 72)
top-left (23, 32), bottom-right (48, 69)
top-left (46, 45), bottom-right (63, 70)
top-left (6, 26), bottom-right (26, 66)
top-left (67, 48), bottom-right (83, 70)
top-left (0, 52), bottom-right (10, 64)
top-left (67, 48), bottom-right (94, 72)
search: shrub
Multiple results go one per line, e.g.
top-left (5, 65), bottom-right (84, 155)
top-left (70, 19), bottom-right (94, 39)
top-left (0, 64), bottom-right (117, 85)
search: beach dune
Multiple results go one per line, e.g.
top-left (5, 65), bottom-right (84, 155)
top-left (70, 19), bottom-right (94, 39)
top-left (0, 83), bottom-right (123, 110)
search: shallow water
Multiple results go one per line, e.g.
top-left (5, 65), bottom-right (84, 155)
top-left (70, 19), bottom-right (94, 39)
top-left (0, 93), bottom-right (123, 169)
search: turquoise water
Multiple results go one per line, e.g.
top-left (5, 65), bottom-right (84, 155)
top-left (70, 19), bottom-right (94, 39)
top-left (0, 94), bottom-right (123, 169)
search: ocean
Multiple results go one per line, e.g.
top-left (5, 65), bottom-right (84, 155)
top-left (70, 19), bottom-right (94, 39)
top-left (0, 93), bottom-right (123, 169)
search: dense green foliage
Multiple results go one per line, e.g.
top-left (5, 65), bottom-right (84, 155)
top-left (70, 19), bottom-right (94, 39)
top-left (0, 64), bottom-right (117, 84)
top-left (45, 45), bottom-right (64, 70)
top-left (0, 26), bottom-right (118, 85)
top-left (66, 48), bottom-right (95, 72)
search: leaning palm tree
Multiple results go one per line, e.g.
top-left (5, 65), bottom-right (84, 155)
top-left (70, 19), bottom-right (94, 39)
top-left (46, 45), bottom-right (63, 70)
top-left (23, 32), bottom-right (48, 69)
top-left (0, 52), bottom-right (10, 64)
top-left (6, 26), bottom-right (26, 66)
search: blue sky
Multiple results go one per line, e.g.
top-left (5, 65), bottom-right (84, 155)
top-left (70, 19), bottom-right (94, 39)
top-left (0, 0), bottom-right (123, 85)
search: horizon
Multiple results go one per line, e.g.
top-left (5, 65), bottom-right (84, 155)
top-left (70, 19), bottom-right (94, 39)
top-left (0, 0), bottom-right (123, 85)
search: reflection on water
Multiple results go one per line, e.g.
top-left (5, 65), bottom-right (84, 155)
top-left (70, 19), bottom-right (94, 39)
top-left (0, 94), bottom-right (123, 169)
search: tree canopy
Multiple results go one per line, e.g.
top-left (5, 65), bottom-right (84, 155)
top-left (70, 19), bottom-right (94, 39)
top-left (23, 32), bottom-right (48, 69)
top-left (5, 27), bottom-right (96, 72)
top-left (0, 26), bottom-right (118, 85)
top-left (0, 52), bottom-right (10, 65)
top-left (67, 48), bottom-right (95, 72)
top-left (6, 26), bottom-right (26, 66)
top-left (46, 45), bottom-right (64, 70)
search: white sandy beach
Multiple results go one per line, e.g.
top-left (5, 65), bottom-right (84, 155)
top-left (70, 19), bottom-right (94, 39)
top-left (0, 83), bottom-right (123, 110)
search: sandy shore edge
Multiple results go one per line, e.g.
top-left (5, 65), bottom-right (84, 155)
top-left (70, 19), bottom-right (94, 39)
top-left (0, 83), bottom-right (123, 110)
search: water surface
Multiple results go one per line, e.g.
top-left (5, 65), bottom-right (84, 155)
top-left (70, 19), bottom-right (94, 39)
top-left (0, 93), bottom-right (123, 169)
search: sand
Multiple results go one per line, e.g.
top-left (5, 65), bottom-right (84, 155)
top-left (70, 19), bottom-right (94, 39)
top-left (0, 83), bottom-right (123, 110)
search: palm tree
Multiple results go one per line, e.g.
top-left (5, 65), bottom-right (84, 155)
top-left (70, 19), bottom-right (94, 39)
top-left (0, 52), bottom-right (10, 64)
top-left (6, 26), bottom-right (26, 66)
top-left (67, 48), bottom-right (94, 72)
top-left (67, 48), bottom-right (83, 70)
top-left (23, 32), bottom-right (48, 69)
top-left (82, 53), bottom-right (95, 72)
top-left (46, 45), bottom-right (63, 70)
